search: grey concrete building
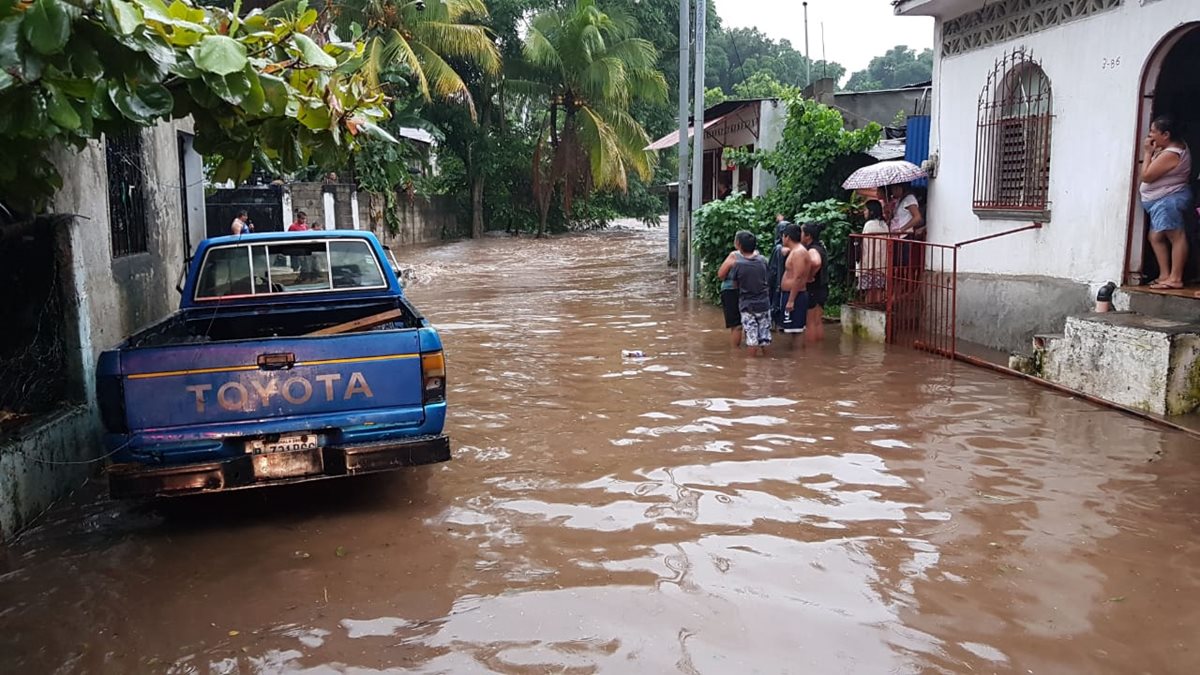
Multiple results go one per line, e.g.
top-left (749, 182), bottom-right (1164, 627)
top-left (0, 120), bottom-right (205, 540)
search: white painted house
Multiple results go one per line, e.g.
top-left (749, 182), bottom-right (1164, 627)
top-left (894, 0), bottom-right (1200, 353)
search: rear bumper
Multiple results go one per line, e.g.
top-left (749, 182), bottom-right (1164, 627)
top-left (107, 435), bottom-right (450, 499)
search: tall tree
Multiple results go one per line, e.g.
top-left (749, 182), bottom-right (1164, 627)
top-left (331, 0), bottom-right (502, 113)
top-left (520, 0), bottom-right (667, 236)
top-left (845, 45), bottom-right (933, 92)
top-left (707, 26), bottom-right (844, 93)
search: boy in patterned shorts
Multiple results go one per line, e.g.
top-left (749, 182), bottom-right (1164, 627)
top-left (727, 231), bottom-right (772, 356)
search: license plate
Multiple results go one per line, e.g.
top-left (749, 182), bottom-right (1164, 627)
top-left (251, 448), bottom-right (324, 480)
top-left (245, 434), bottom-right (318, 455)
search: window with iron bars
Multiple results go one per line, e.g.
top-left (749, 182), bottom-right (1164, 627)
top-left (105, 128), bottom-right (149, 257)
top-left (973, 48), bottom-right (1053, 218)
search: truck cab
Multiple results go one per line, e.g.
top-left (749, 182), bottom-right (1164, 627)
top-left (96, 231), bottom-right (449, 498)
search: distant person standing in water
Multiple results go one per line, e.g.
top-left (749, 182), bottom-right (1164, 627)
top-left (767, 213), bottom-right (791, 327)
top-left (780, 224), bottom-right (811, 345)
top-left (727, 231), bottom-right (772, 356)
top-left (801, 223), bottom-right (829, 343)
top-left (717, 238), bottom-right (747, 347)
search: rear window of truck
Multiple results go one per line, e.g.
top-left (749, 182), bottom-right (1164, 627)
top-left (195, 239), bottom-right (388, 300)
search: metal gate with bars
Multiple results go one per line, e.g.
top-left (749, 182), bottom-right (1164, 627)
top-left (849, 234), bottom-right (957, 357)
top-left (848, 225), bottom-right (1043, 357)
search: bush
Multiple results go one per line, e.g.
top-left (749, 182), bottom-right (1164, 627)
top-left (692, 195), bottom-right (772, 303)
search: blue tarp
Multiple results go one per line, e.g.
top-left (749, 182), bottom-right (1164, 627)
top-left (905, 115), bottom-right (931, 188)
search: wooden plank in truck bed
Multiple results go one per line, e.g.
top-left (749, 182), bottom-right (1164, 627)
top-left (308, 309), bottom-right (405, 336)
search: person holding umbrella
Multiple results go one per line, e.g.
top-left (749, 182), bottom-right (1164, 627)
top-left (842, 160), bottom-right (928, 271)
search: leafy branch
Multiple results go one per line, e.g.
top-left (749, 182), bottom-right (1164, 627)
top-left (0, 0), bottom-right (393, 214)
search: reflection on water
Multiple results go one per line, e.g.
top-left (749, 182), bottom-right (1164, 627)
top-left (2, 225), bottom-right (1200, 674)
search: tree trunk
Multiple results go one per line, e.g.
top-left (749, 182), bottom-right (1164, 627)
top-left (471, 174), bottom-right (485, 239)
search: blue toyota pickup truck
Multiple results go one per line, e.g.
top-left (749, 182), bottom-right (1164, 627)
top-left (96, 231), bottom-right (449, 499)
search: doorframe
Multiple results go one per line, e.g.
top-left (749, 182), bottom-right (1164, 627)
top-left (1123, 22), bottom-right (1200, 285)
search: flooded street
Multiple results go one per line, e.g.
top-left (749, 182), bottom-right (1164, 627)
top-left (3, 225), bottom-right (1200, 674)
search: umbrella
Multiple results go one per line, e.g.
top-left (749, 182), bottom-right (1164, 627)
top-left (841, 160), bottom-right (927, 190)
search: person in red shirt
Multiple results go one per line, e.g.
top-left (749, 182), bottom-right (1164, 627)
top-left (288, 211), bottom-right (309, 232)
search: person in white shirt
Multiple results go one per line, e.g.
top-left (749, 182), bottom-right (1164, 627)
top-left (887, 183), bottom-right (924, 268)
top-left (858, 200), bottom-right (889, 304)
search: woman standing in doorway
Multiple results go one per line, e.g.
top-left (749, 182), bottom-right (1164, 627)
top-left (1140, 115), bottom-right (1192, 289)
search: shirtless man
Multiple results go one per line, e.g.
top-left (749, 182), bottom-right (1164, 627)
top-left (802, 223), bottom-right (829, 343)
top-left (779, 223), bottom-right (812, 345)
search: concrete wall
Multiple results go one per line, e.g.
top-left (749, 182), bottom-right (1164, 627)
top-left (287, 182), bottom-right (361, 232)
top-left (833, 87), bottom-right (931, 130)
top-left (0, 119), bottom-right (193, 541)
top-left (753, 99), bottom-right (785, 197)
top-left (924, 0), bottom-right (1190, 285)
top-left (956, 273), bottom-right (1093, 354)
top-left (285, 183), bottom-right (457, 246)
top-left (363, 192), bottom-right (462, 247)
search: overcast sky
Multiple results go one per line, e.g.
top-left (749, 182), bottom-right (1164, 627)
top-left (710, 0), bottom-right (935, 79)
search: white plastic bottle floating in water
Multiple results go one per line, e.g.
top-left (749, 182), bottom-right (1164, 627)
top-left (621, 350), bottom-right (646, 359)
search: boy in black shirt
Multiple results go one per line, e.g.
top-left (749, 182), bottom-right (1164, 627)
top-left (728, 231), bottom-right (772, 356)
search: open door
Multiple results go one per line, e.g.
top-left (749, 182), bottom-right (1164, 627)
top-left (1125, 23), bottom-right (1200, 289)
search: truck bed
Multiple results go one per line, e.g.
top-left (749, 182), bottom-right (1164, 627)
top-left (125, 296), bottom-right (423, 348)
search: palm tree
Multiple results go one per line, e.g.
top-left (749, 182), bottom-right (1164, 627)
top-left (520, 0), bottom-right (667, 235)
top-left (288, 0), bottom-right (502, 114)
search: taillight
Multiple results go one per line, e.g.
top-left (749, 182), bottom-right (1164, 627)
top-left (421, 351), bottom-right (446, 403)
top-left (97, 375), bottom-right (129, 434)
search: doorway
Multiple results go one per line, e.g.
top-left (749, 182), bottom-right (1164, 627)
top-left (1125, 23), bottom-right (1200, 290)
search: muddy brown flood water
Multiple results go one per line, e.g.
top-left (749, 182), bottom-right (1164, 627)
top-left (2, 225), bottom-right (1200, 674)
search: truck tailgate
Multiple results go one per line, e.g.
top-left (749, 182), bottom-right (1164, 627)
top-left (119, 331), bottom-right (425, 431)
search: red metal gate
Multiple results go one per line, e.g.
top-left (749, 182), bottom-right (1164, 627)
top-left (848, 225), bottom-right (1042, 358)
top-left (848, 233), bottom-right (956, 357)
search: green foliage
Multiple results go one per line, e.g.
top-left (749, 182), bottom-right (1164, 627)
top-left (845, 45), bottom-right (933, 92)
top-left (731, 71), bottom-right (799, 101)
top-left (586, 170), bottom-right (666, 227)
top-left (521, 0), bottom-right (668, 235)
top-left (729, 96), bottom-right (880, 221)
top-left (691, 194), bottom-right (770, 303)
top-left (338, 0), bottom-right (501, 111)
top-left (705, 86), bottom-right (727, 106)
top-left (707, 26), bottom-right (845, 92)
top-left (796, 198), bottom-right (861, 310)
top-left (0, 0), bottom-right (391, 214)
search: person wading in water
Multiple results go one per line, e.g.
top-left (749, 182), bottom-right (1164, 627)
top-left (801, 223), bottom-right (829, 343)
top-left (780, 223), bottom-right (812, 348)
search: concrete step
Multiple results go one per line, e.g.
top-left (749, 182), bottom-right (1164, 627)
top-left (1114, 288), bottom-right (1200, 323)
top-left (1033, 312), bottom-right (1200, 416)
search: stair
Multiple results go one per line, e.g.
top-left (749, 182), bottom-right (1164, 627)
top-left (1027, 312), bottom-right (1200, 416)
top-left (1115, 287), bottom-right (1200, 323)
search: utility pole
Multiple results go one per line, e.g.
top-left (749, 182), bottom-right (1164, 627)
top-left (803, 2), bottom-right (810, 88)
top-left (688, 0), bottom-right (706, 295)
top-left (677, 0), bottom-right (691, 298)
top-left (822, 22), bottom-right (827, 80)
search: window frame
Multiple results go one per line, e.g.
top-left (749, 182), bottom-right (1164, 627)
top-left (972, 47), bottom-right (1054, 221)
top-left (105, 128), bottom-right (151, 257)
top-left (192, 238), bottom-right (389, 302)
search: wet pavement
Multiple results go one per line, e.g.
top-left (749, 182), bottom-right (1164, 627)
top-left (3, 224), bottom-right (1200, 674)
